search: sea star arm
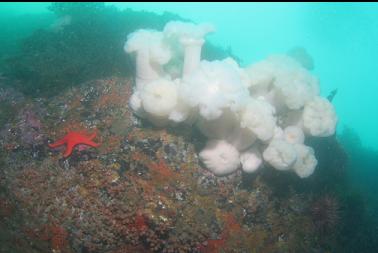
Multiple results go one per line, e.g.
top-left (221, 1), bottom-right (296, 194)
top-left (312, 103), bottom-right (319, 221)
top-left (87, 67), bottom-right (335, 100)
top-left (88, 132), bottom-right (97, 140)
top-left (83, 140), bottom-right (100, 148)
top-left (63, 141), bottom-right (76, 158)
top-left (49, 131), bottom-right (100, 158)
top-left (48, 137), bottom-right (67, 148)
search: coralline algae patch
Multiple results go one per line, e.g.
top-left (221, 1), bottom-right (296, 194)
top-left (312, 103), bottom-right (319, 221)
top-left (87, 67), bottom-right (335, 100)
top-left (0, 77), bottom-right (334, 253)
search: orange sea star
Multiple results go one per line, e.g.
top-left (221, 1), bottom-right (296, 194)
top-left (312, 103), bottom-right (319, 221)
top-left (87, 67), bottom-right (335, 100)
top-left (48, 131), bottom-right (100, 158)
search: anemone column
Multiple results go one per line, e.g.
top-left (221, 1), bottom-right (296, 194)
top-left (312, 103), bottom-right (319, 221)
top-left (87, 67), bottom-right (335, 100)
top-left (134, 49), bottom-right (160, 90)
top-left (181, 38), bottom-right (205, 79)
top-left (124, 30), bottom-right (171, 90)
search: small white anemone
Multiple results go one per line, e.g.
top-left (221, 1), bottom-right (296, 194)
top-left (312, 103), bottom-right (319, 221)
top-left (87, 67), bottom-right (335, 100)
top-left (240, 148), bottom-right (262, 173)
top-left (274, 68), bottom-right (319, 110)
top-left (302, 96), bottom-right (338, 137)
top-left (182, 59), bottom-right (249, 120)
top-left (245, 59), bottom-right (276, 91)
top-left (199, 140), bottom-right (240, 176)
top-left (292, 144), bottom-right (318, 178)
top-left (240, 98), bottom-right (277, 142)
top-left (141, 79), bottom-right (178, 118)
top-left (245, 55), bottom-right (319, 110)
top-left (263, 139), bottom-right (297, 171)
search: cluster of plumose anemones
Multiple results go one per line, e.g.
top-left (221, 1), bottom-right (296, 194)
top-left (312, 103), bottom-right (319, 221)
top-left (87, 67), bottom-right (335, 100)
top-left (124, 21), bottom-right (337, 178)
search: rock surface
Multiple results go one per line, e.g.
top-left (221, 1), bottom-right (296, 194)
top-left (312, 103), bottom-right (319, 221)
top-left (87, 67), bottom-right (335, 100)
top-left (0, 77), bottom-right (341, 253)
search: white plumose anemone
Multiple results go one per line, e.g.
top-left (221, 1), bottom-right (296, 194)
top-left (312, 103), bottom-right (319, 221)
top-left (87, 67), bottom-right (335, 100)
top-left (263, 139), bottom-right (297, 171)
top-left (164, 21), bottom-right (214, 78)
top-left (274, 66), bottom-right (319, 110)
top-left (245, 55), bottom-right (319, 111)
top-left (302, 96), bottom-right (338, 137)
top-left (240, 98), bottom-right (277, 142)
top-left (139, 79), bottom-right (178, 126)
top-left (240, 148), bottom-right (262, 173)
top-left (199, 140), bottom-right (240, 176)
top-left (182, 59), bottom-right (249, 120)
top-left (292, 144), bottom-right (318, 178)
top-left (125, 29), bottom-right (171, 89)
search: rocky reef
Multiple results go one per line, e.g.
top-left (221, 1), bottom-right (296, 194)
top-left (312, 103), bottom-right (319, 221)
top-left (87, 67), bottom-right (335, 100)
top-left (0, 75), bottom-right (365, 253)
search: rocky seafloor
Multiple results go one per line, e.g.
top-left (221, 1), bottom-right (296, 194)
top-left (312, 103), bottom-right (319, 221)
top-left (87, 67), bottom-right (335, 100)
top-left (0, 77), bottom-right (345, 253)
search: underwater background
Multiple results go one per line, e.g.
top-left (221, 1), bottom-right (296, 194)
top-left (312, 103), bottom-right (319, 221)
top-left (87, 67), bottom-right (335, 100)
top-left (0, 2), bottom-right (378, 253)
